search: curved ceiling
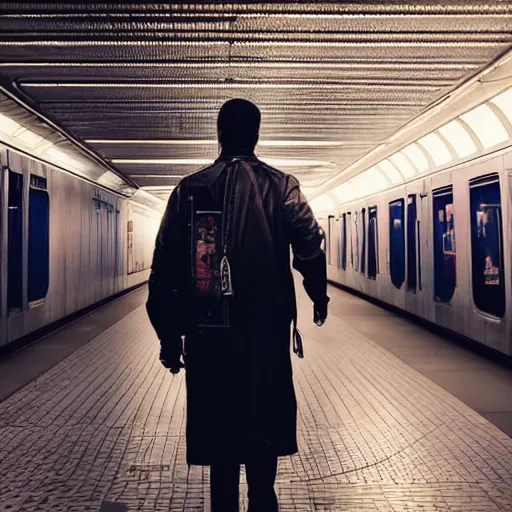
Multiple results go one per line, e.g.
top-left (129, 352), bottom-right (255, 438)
top-left (0, 2), bottom-right (511, 203)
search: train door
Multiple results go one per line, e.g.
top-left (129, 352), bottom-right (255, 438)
top-left (407, 194), bottom-right (417, 292)
top-left (469, 174), bottom-right (505, 318)
top-left (368, 206), bottom-right (378, 280)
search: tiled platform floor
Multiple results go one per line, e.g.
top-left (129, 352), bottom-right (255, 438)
top-left (1, 286), bottom-right (511, 511)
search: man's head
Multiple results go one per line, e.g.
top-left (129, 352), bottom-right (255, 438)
top-left (217, 98), bottom-right (261, 153)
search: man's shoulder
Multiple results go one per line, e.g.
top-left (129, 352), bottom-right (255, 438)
top-left (183, 162), bottom-right (223, 183)
top-left (255, 158), bottom-right (297, 189)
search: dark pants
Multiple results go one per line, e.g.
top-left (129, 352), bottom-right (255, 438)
top-left (210, 455), bottom-right (278, 512)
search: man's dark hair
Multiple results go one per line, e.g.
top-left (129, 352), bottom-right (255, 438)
top-left (217, 98), bottom-right (261, 152)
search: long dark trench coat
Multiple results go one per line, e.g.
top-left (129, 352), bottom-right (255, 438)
top-left (147, 153), bottom-right (328, 466)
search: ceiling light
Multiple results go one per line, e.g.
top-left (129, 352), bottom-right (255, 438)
top-left (114, 158), bottom-right (212, 165)
top-left (460, 104), bottom-right (509, 149)
top-left (417, 132), bottom-right (452, 166)
top-left (490, 87), bottom-right (512, 124)
top-left (22, 81), bottom-right (441, 90)
top-left (438, 120), bottom-right (477, 158)
top-left (14, 129), bottom-right (44, 148)
top-left (116, 158), bottom-right (333, 167)
top-left (87, 139), bottom-right (355, 147)
top-left (0, 112), bottom-right (22, 136)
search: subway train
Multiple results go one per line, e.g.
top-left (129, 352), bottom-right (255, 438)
top-left (0, 143), bottom-right (161, 349)
top-left (316, 142), bottom-right (512, 356)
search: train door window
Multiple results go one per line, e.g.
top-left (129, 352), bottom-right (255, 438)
top-left (28, 175), bottom-right (50, 304)
top-left (347, 212), bottom-right (353, 267)
top-left (352, 212), bottom-right (359, 271)
top-left (407, 195), bottom-right (417, 292)
top-left (389, 199), bottom-right (405, 289)
top-left (336, 218), bottom-right (340, 269)
top-left (328, 215), bottom-right (336, 265)
top-left (7, 170), bottom-right (23, 310)
top-left (433, 186), bottom-right (456, 303)
top-left (361, 208), bottom-right (366, 275)
top-left (341, 213), bottom-right (347, 270)
top-left (469, 175), bottom-right (505, 317)
top-left (368, 206), bottom-right (378, 280)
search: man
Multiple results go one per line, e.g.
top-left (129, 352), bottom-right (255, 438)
top-left (147, 98), bottom-right (329, 511)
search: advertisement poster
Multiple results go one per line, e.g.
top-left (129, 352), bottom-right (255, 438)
top-left (194, 212), bottom-right (221, 296)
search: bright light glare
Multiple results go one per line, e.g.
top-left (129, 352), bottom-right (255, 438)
top-left (438, 120), bottom-right (477, 158)
top-left (310, 195), bottom-right (335, 213)
top-left (332, 182), bottom-right (354, 202)
top-left (461, 104), bottom-right (509, 149)
top-left (0, 113), bottom-right (22, 136)
top-left (86, 139), bottom-right (349, 147)
top-left (417, 132), bottom-right (452, 166)
top-left (113, 158), bottom-right (212, 165)
top-left (389, 153), bottom-right (417, 178)
top-left (401, 143), bottom-right (429, 173)
top-left (15, 129), bottom-right (44, 148)
top-left (351, 168), bottom-right (388, 195)
top-left (114, 158), bottom-right (333, 167)
top-left (377, 159), bottom-right (403, 184)
top-left (490, 87), bottom-right (512, 124)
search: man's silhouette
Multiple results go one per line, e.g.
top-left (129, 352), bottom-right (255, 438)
top-left (147, 98), bottom-right (329, 511)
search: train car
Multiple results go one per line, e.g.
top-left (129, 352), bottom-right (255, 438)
top-left (0, 144), bottom-right (161, 349)
top-left (315, 91), bottom-right (512, 356)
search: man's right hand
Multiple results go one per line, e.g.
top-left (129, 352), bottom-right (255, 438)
top-left (314, 301), bottom-right (328, 326)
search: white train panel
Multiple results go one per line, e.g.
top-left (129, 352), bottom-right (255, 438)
top-left (0, 145), bottom-right (161, 348)
top-left (321, 148), bottom-right (512, 356)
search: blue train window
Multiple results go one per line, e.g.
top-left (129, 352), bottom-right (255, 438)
top-left (433, 186), bottom-right (456, 303)
top-left (28, 175), bottom-right (50, 304)
top-left (7, 170), bottom-right (23, 310)
top-left (361, 208), bottom-right (366, 275)
top-left (368, 206), bottom-right (378, 280)
top-left (407, 195), bottom-right (417, 292)
top-left (469, 174), bottom-right (505, 317)
top-left (389, 199), bottom-right (405, 289)
top-left (341, 213), bottom-right (347, 270)
top-left (353, 211), bottom-right (359, 272)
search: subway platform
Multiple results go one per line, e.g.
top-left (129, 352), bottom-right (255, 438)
top-left (0, 285), bottom-right (511, 511)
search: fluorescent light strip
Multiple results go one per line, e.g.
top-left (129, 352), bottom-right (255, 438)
top-left (130, 174), bottom-right (187, 178)
top-left (118, 158), bottom-right (333, 167)
top-left (0, 62), bottom-right (479, 70)
top-left (23, 82), bottom-right (442, 89)
top-left (1, 41), bottom-right (501, 47)
top-left (87, 139), bottom-right (361, 147)
top-left (141, 186), bottom-right (176, 191)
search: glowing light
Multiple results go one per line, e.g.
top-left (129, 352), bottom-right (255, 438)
top-left (438, 120), bottom-right (477, 158)
top-left (461, 104), bottom-right (509, 149)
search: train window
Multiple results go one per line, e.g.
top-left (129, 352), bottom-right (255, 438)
top-left (433, 186), bottom-right (456, 303)
top-left (7, 170), bottom-right (23, 310)
top-left (361, 208), bottom-right (366, 274)
top-left (347, 212), bottom-right (353, 267)
top-left (352, 212), bottom-right (359, 272)
top-left (389, 199), bottom-right (405, 289)
top-left (469, 175), bottom-right (505, 317)
top-left (341, 213), bottom-right (347, 270)
top-left (28, 175), bottom-right (50, 304)
top-left (328, 215), bottom-right (336, 265)
top-left (407, 195), bottom-right (417, 292)
top-left (368, 206), bottom-right (378, 280)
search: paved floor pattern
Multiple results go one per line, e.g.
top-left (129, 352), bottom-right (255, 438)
top-left (1, 287), bottom-right (511, 511)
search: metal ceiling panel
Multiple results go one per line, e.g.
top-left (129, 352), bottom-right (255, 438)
top-left (1, 2), bottom-right (511, 199)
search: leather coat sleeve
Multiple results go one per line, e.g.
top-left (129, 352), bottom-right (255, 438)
top-left (283, 176), bottom-right (329, 306)
top-left (146, 186), bottom-right (188, 352)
